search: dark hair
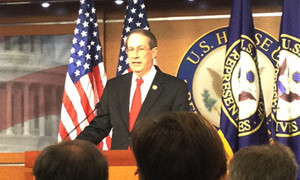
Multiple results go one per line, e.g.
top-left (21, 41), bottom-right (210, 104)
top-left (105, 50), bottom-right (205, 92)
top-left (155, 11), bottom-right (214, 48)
top-left (33, 140), bottom-right (108, 180)
top-left (131, 111), bottom-right (227, 180)
top-left (125, 28), bottom-right (157, 49)
top-left (229, 141), bottom-right (298, 180)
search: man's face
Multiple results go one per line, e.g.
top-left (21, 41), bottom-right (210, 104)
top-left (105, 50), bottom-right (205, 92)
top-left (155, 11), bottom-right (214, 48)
top-left (127, 33), bottom-right (158, 77)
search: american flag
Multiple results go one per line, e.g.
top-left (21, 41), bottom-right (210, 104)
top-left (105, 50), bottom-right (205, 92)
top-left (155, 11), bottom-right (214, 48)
top-left (116, 0), bottom-right (150, 76)
top-left (58, 0), bottom-right (109, 149)
top-left (219, 0), bottom-right (268, 153)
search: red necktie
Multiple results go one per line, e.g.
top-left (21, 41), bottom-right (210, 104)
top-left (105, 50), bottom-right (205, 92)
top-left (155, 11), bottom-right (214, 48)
top-left (129, 78), bottom-right (144, 132)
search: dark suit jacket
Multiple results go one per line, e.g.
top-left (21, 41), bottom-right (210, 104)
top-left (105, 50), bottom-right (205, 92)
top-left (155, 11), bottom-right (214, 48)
top-left (76, 66), bottom-right (190, 149)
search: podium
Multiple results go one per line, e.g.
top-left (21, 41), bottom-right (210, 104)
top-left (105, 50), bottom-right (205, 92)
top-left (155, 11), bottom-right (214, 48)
top-left (0, 150), bottom-right (138, 180)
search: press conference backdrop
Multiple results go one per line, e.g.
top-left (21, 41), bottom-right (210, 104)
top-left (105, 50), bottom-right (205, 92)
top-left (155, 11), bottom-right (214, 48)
top-left (0, 6), bottom-right (281, 152)
top-left (0, 35), bottom-right (72, 151)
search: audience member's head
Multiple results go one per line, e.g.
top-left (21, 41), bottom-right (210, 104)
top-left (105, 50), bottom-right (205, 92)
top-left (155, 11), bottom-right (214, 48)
top-left (33, 140), bottom-right (108, 180)
top-left (131, 111), bottom-right (227, 180)
top-left (229, 141), bottom-right (298, 180)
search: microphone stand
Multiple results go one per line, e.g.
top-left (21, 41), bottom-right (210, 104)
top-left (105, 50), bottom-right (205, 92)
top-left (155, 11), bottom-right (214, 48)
top-left (63, 103), bottom-right (100, 140)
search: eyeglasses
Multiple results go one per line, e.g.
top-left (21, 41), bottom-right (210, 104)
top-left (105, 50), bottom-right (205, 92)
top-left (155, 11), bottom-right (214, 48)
top-left (126, 46), bottom-right (151, 56)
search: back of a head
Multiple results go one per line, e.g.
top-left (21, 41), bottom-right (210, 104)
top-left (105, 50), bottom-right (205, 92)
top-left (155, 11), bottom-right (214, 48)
top-left (131, 111), bottom-right (227, 180)
top-left (33, 140), bottom-right (108, 180)
top-left (229, 141), bottom-right (298, 180)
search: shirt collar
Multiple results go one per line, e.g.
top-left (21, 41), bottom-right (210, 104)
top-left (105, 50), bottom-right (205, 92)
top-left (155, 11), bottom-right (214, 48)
top-left (132, 65), bottom-right (157, 82)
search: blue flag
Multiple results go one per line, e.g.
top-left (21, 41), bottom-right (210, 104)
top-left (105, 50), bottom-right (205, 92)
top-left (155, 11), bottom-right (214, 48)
top-left (220, 0), bottom-right (269, 153)
top-left (116, 0), bottom-right (150, 76)
top-left (271, 0), bottom-right (300, 178)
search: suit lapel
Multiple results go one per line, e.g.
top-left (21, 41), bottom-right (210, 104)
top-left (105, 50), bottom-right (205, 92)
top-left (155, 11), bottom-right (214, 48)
top-left (119, 73), bottom-right (132, 129)
top-left (138, 69), bottom-right (164, 119)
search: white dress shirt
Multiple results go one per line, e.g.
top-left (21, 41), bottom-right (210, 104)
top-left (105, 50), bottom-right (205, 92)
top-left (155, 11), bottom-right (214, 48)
top-left (129, 65), bottom-right (157, 111)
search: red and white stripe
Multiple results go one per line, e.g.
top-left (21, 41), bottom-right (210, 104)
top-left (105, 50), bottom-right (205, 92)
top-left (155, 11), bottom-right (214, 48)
top-left (58, 62), bottom-right (111, 150)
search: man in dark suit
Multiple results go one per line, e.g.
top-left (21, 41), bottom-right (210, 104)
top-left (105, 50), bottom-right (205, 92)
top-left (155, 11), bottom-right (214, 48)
top-left (76, 29), bottom-right (189, 149)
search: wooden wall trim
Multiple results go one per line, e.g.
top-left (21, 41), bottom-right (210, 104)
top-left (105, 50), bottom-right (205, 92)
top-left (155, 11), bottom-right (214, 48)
top-left (0, 153), bottom-right (24, 164)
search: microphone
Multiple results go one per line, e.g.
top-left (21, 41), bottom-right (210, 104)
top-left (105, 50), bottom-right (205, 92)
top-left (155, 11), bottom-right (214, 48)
top-left (63, 102), bottom-right (100, 140)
